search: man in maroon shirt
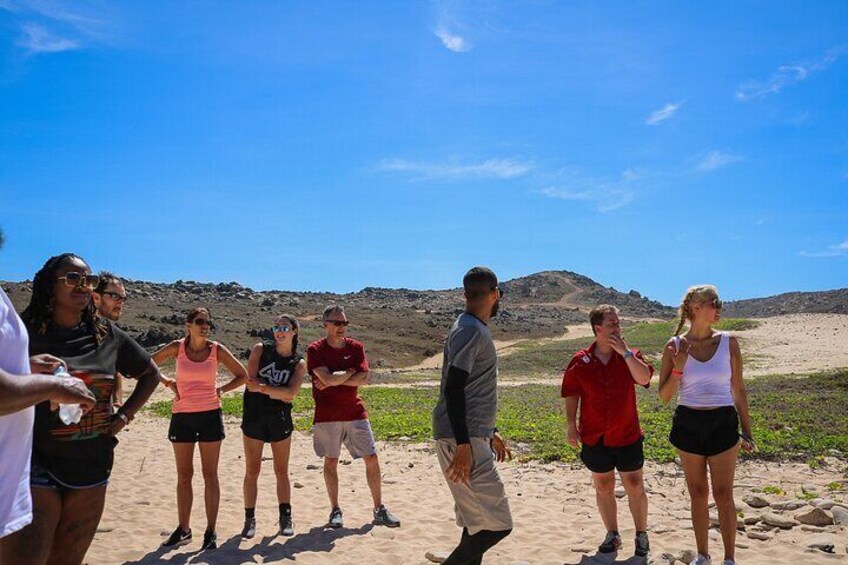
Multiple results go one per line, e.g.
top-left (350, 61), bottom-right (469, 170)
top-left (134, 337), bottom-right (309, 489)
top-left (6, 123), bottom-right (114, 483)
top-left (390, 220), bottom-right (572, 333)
top-left (562, 305), bottom-right (653, 558)
top-left (307, 305), bottom-right (400, 529)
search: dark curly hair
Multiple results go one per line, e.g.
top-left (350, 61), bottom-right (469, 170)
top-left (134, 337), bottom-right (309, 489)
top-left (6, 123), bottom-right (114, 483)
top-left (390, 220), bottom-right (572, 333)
top-left (21, 253), bottom-right (105, 341)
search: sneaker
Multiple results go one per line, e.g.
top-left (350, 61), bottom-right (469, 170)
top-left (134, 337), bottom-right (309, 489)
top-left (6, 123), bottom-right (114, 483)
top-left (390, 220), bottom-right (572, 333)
top-left (690, 555), bottom-right (711, 565)
top-left (241, 517), bottom-right (256, 539)
top-left (161, 527), bottom-right (192, 548)
top-left (200, 530), bottom-right (217, 550)
top-left (635, 531), bottom-right (650, 557)
top-left (279, 514), bottom-right (294, 536)
top-left (328, 506), bottom-right (344, 529)
top-left (721, 561), bottom-right (736, 565)
top-left (373, 505), bottom-right (401, 528)
top-left (598, 530), bottom-right (622, 554)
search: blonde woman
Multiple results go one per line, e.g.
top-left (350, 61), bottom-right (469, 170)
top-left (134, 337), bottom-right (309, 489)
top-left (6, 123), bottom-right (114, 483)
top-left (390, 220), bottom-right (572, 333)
top-left (659, 285), bottom-right (754, 565)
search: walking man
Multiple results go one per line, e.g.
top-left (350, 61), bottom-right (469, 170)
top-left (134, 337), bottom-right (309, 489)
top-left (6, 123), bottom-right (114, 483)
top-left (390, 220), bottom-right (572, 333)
top-left (307, 305), bottom-right (400, 529)
top-left (562, 304), bottom-right (653, 558)
top-left (433, 266), bottom-right (513, 564)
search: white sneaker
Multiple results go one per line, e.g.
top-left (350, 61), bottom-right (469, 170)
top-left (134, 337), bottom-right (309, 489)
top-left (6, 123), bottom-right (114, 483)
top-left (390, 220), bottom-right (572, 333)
top-left (690, 556), bottom-right (711, 565)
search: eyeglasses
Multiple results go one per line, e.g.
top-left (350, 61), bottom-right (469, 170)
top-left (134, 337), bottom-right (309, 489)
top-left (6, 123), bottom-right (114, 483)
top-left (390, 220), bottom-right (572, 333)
top-left (100, 291), bottom-right (128, 303)
top-left (324, 320), bottom-right (350, 327)
top-left (711, 298), bottom-right (723, 310)
top-left (192, 318), bottom-right (214, 328)
top-left (57, 272), bottom-right (100, 289)
top-left (272, 324), bottom-right (292, 333)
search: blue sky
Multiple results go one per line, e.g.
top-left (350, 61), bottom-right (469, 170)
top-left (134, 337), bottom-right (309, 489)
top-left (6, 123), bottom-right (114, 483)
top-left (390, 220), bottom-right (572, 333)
top-left (0, 1), bottom-right (846, 305)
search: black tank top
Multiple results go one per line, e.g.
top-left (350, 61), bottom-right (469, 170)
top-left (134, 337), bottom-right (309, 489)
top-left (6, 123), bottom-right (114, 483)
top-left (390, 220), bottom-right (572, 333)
top-left (244, 342), bottom-right (301, 413)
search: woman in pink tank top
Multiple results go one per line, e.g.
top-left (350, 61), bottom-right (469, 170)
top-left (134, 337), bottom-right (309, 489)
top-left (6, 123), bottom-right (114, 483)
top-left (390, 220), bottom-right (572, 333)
top-left (658, 286), bottom-right (754, 565)
top-left (152, 307), bottom-right (248, 551)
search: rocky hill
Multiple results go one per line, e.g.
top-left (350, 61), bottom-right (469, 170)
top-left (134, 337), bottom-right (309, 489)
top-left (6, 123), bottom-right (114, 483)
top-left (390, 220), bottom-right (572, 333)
top-left (723, 288), bottom-right (848, 318)
top-left (2, 270), bottom-right (673, 368)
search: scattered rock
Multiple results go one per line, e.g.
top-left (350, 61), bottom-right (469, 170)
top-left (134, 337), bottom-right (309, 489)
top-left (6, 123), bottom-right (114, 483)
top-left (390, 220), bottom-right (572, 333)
top-left (807, 534), bottom-right (836, 553)
top-left (761, 512), bottom-right (799, 529)
top-left (293, 482), bottom-right (304, 489)
top-left (811, 498), bottom-right (836, 510)
top-left (306, 464), bottom-right (321, 470)
top-left (425, 551), bottom-right (449, 563)
top-left (794, 507), bottom-right (834, 526)
top-left (743, 515), bottom-right (761, 525)
top-left (743, 494), bottom-right (770, 508)
top-left (709, 512), bottom-right (721, 527)
top-left (571, 545), bottom-right (593, 553)
top-left (830, 505), bottom-right (848, 525)
top-left (614, 487), bottom-right (626, 498)
top-left (676, 550), bottom-right (696, 564)
top-left (747, 531), bottom-right (773, 541)
top-left (96, 525), bottom-right (114, 533)
top-left (772, 500), bottom-right (807, 511)
top-left (801, 525), bottom-right (827, 533)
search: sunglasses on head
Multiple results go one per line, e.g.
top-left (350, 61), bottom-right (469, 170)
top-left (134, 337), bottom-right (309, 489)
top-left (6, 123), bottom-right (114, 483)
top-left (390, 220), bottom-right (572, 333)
top-left (57, 272), bottom-right (100, 289)
top-left (272, 324), bottom-right (293, 333)
top-left (100, 291), bottom-right (128, 303)
top-left (324, 320), bottom-right (350, 327)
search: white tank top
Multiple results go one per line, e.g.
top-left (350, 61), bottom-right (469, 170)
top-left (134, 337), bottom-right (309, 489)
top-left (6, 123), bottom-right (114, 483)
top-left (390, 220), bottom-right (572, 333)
top-left (676, 332), bottom-right (734, 408)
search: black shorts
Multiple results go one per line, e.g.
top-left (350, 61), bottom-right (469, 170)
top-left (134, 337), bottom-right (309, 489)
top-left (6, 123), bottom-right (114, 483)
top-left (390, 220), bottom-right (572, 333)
top-left (669, 405), bottom-right (739, 456)
top-left (581, 436), bottom-right (644, 474)
top-left (168, 409), bottom-right (225, 443)
top-left (241, 403), bottom-right (294, 443)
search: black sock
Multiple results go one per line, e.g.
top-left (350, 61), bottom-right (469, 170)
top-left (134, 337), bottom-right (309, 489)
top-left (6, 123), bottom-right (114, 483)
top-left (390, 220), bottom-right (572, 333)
top-left (279, 503), bottom-right (291, 517)
top-left (443, 528), bottom-right (512, 565)
top-left (245, 508), bottom-right (255, 520)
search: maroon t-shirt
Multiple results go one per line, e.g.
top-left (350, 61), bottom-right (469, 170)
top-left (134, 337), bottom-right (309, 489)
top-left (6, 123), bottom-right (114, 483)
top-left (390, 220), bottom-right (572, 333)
top-left (307, 338), bottom-right (370, 423)
top-left (560, 342), bottom-right (653, 448)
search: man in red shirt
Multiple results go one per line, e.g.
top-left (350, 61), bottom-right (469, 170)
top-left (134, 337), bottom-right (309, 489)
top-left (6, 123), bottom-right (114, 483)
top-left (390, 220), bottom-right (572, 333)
top-left (307, 305), bottom-right (400, 529)
top-left (562, 305), bottom-right (653, 558)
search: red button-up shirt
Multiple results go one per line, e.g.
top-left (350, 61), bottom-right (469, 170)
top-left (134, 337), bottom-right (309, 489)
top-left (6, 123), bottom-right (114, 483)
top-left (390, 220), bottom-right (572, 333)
top-left (560, 343), bottom-right (653, 448)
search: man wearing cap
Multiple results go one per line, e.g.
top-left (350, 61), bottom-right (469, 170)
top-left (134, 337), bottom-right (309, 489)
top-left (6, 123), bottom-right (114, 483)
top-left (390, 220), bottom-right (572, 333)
top-left (432, 266), bottom-right (513, 564)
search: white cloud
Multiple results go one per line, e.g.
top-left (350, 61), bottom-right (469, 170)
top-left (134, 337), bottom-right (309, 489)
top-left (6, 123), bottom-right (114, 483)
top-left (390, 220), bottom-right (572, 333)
top-left (378, 158), bottom-right (532, 181)
top-left (736, 46), bottom-right (847, 102)
top-left (537, 168), bottom-right (641, 213)
top-left (799, 240), bottom-right (848, 258)
top-left (694, 150), bottom-right (742, 173)
top-left (645, 101), bottom-right (683, 125)
top-left (434, 26), bottom-right (471, 53)
top-left (17, 22), bottom-right (78, 53)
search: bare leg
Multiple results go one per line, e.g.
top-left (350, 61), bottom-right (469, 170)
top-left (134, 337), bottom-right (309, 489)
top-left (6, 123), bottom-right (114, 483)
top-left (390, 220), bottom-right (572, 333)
top-left (620, 469), bottom-right (648, 532)
top-left (242, 435), bottom-right (264, 510)
top-left (592, 471), bottom-right (618, 532)
top-left (363, 454), bottom-right (383, 509)
top-left (270, 438), bottom-right (292, 505)
top-left (172, 442), bottom-right (195, 531)
top-left (0, 487), bottom-right (62, 565)
top-left (708, 445), bottom-right (740, 562)
top-left (679, 450), bottom-right (710, 558)
top-left (198, 441), bottom-right (222, 533)
top-left (47, 485), bottom-right (107, 565)
top-left (323, 457), bottom-right (340, 508)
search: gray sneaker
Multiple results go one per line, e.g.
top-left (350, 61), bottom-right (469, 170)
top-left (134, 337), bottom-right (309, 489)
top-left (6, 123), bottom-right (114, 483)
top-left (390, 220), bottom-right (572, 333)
top-left (328, 506), bottom-right (344, 529)
top-left (373, 505), bottom-right (401, 528)
top-left (635, 531), bottom-right (650, 557)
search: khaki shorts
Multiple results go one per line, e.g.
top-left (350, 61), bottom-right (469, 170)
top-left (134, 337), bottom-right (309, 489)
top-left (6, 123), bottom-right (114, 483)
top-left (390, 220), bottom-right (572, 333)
top-left (312, 419), bottom-right (377, 459)
top-left (436, 437), bottom-right (513, 535)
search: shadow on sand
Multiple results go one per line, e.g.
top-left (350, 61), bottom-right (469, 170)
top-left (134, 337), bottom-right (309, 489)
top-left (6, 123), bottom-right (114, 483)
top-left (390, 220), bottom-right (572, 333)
top-left (123, 523), bottom-right (375, 564)
top-left (563, 552), bottom-right (649, 565)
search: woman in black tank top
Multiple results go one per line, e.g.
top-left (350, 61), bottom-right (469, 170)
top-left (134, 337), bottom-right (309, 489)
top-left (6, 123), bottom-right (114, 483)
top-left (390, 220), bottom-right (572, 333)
top-left (240, 314), bottom-right (306, 539)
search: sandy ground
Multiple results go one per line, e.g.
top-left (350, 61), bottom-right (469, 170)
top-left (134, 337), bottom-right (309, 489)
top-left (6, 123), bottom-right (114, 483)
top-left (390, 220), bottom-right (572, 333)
top-left (87, 416), bottom-right (847, 564)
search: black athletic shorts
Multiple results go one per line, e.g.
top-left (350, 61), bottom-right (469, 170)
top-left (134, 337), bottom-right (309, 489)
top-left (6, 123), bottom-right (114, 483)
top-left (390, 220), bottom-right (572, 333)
top-left (168, 409), bottom-right (225, 443)
top-left (580, 436), bottom-right (644, 474)
top-left (669, 405), bottom-right (739, 457)
top-left (241, 402), bottom-right (294, 443)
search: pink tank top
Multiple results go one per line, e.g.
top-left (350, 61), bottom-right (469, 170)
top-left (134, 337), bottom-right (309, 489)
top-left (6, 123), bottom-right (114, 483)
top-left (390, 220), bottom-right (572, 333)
top-left (172, 339), bottom-right (220, 413)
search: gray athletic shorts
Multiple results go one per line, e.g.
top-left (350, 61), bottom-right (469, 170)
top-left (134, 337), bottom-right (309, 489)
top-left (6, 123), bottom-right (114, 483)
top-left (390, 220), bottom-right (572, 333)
top-left (312, 419), bottom-right (377, 459)
top-left (436, 437), bottom-right (513, 535)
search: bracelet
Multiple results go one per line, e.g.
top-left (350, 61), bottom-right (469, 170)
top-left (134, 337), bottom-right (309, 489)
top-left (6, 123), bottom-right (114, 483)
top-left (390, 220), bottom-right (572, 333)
top-left (623, 350), bottom-right (634, 360)
top-left (671, 369), bottom-right (684, 377)
top-left (117, 411), bottom-right (131, 425)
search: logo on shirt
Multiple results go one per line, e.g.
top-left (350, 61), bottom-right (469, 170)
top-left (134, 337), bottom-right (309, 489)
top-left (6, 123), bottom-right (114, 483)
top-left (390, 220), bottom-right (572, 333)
top-left (258, 363), bottom-right (291, 386)
top-left (582, 355), bottom-right (591, 364)
top-left (343, 355), bottom-right (351, 360)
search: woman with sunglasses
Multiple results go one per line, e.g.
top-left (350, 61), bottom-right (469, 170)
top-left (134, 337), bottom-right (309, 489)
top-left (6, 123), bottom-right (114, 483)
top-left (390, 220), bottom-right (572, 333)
top-left (152, 307), bottom-right (247, 551)
top-left (240, 314), bottom-right (306, 538)
top-left (658, 285), bottom-right (754, 565)
top-left (0, 253), bottom-right (161, 565)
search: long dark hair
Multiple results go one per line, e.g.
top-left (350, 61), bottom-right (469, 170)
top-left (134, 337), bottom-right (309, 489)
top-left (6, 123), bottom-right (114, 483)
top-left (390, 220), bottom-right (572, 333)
top-left (276, 313), bottom-right (300, 355)
top-left (21, 253), bottom-right (104, 342)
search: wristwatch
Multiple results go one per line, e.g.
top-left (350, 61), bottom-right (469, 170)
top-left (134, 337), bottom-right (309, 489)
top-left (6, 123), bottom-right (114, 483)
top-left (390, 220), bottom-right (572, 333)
top-left (623, 350), bottom-right (634, 360)
top-left (116, 411), bottom-right (131, 425)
